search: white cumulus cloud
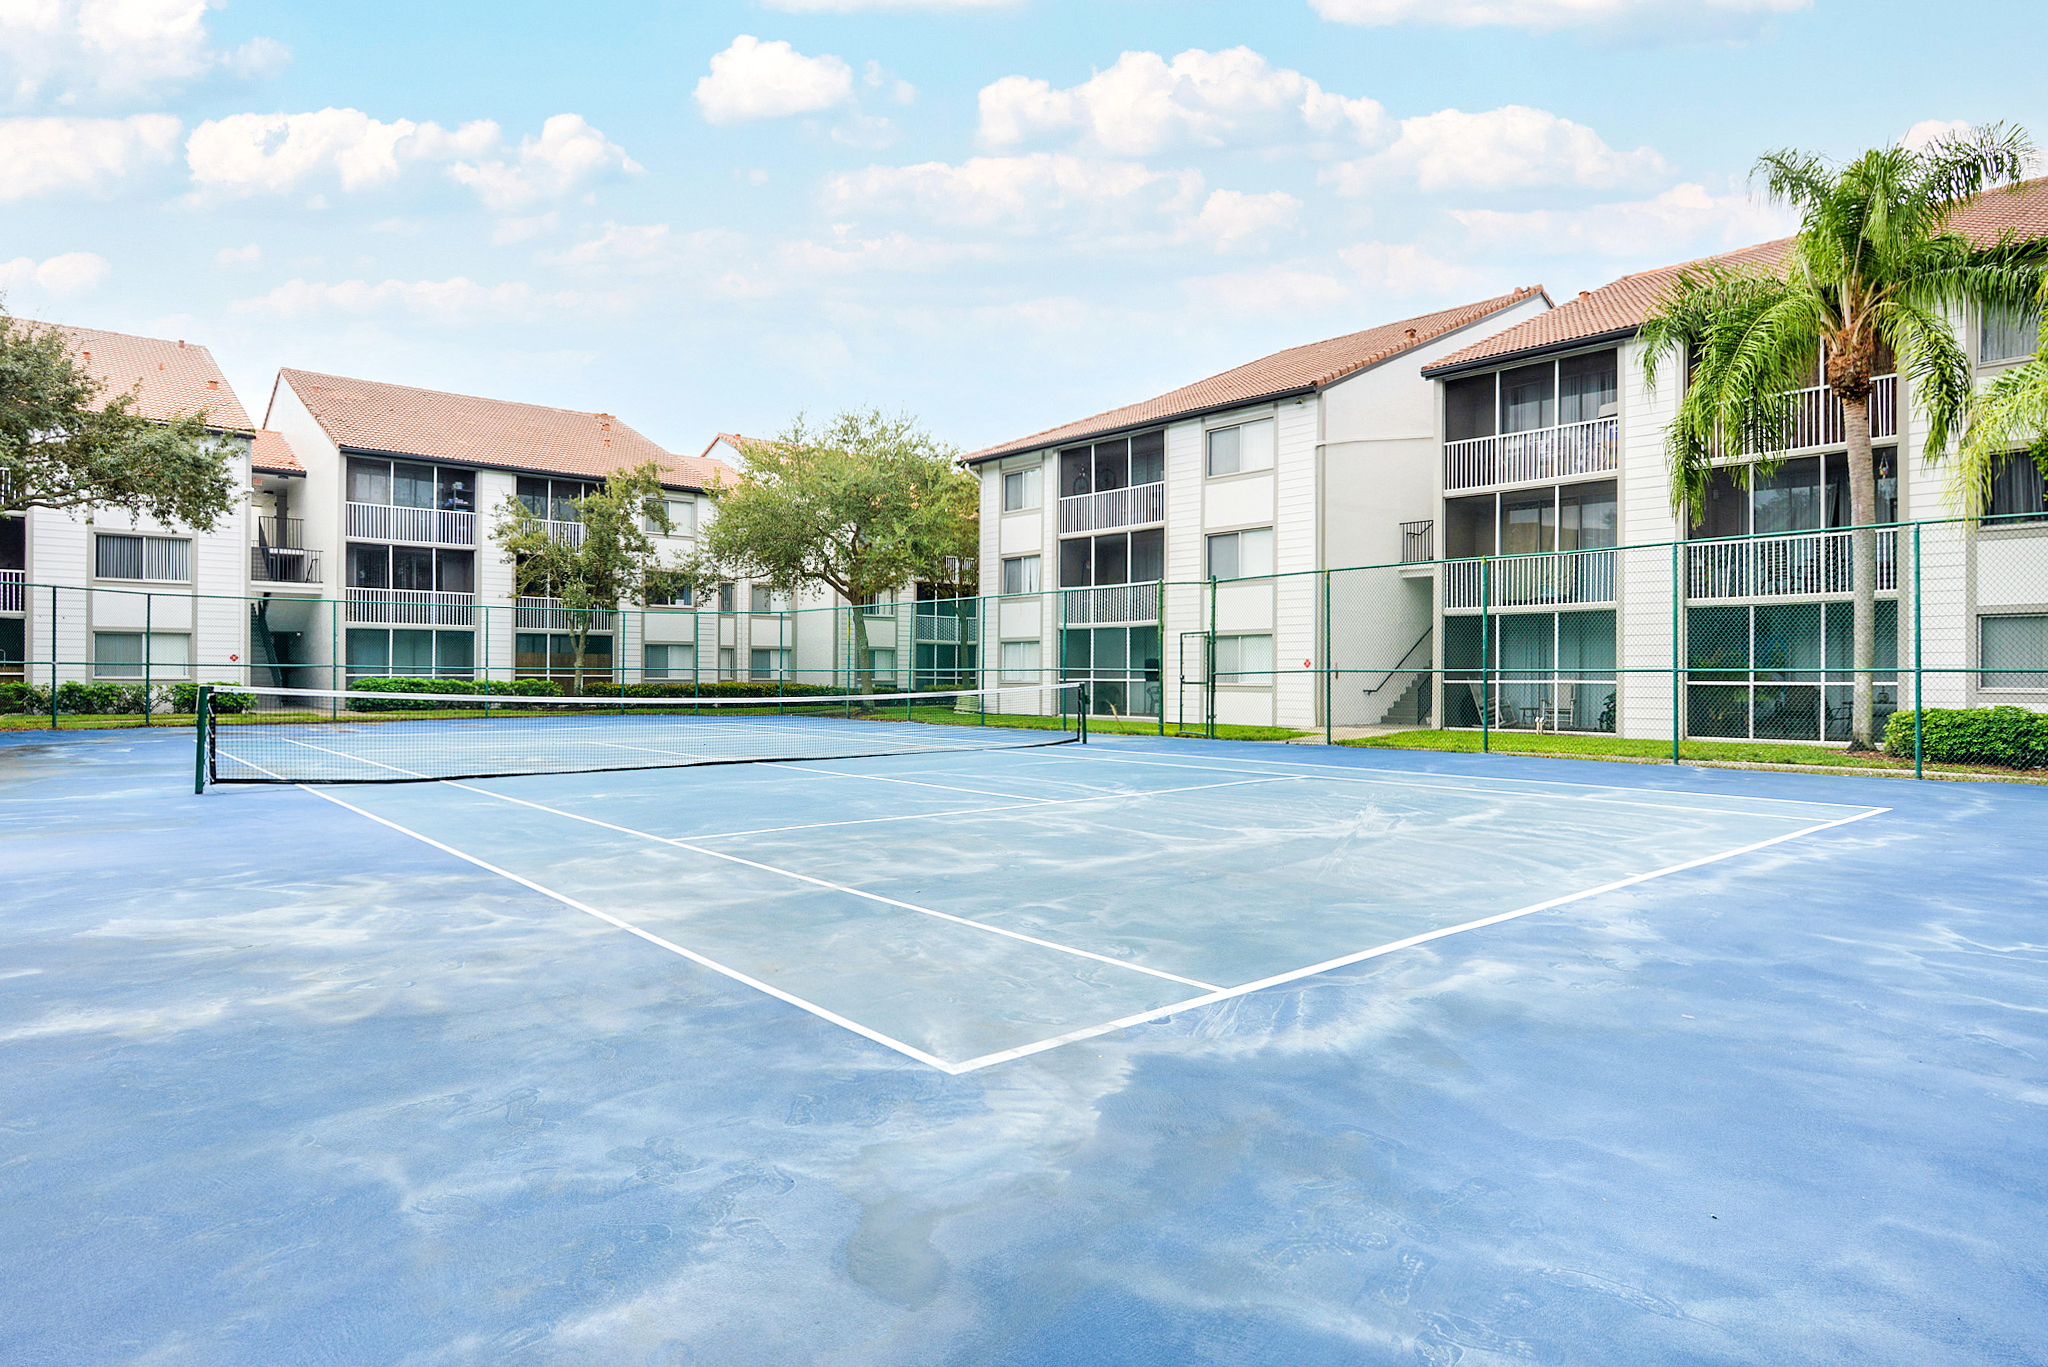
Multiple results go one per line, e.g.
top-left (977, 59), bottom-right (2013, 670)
top-left (825, 153), bottom-right (1204, 234)
top-left (0, 250), bottom-right (112, 293)
top-left (0, 113), bottom-right (180, 198)
top-left (695, 35), bottom-right (854, 124)
top-left (542, 222), bottom-right (676, 268)
top-left (1188, 189), bottom-right (1302, 253)
top-left (228, 276), bottom-right (605, 323)
top-left (0, 0), bottom-right (289, 108)
top-left (213, 242), bottom-right (260, 267)
top-left (1308, 0), bottom-right (1808, 33)
top-left (1180, 265), bottom-right (1348, 317)
top-left (1338, 241), bottom-right (1487, 296)
top-left (1450, 182), bottom-right (1794, 258)
top-left (1898, 118), bottom-right (1975, 154)
top-left (978, 47), bottom-right (1384, 156)
top-left (186, 108), bottom-right (493, 193)
top-left (445, 114), bottom-right (641, 211)
top-left (1323, 105), bottom-right (1665, 193)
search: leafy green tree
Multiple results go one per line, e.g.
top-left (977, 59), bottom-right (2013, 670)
top-left (492, 461), bottom-right (682, 694)
top-left (686, 411), bottom-right (979, 690)
top-left (1956, 279), bottom-right (2048, 509)
top-left (1640, 125), bottom-right (2042, 748)
top-left (0, 310), bottom-right (238, 526)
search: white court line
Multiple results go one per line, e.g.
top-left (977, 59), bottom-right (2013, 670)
top-left (287, 784), bottom-right (960, 1073)
top-left (761, 761), bottom-right (1076, 804)
top-left (943, 803), bottom-right (1889, 1072)
top-left (1024, 747), bottom-right (1880, 822)
top-left (435, 781), bottom-right (1220, 993)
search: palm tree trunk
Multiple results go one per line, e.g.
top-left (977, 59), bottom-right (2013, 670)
top-left (1843, 394), bottom-right (1878, 748)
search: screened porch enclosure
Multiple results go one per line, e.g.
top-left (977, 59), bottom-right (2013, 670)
top-left (1443, 609), bottom-right (1617, 733)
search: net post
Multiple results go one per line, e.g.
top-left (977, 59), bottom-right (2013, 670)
top-left (1479, 558), bottom-right (1489, 755)
top-left (193, 685), bottom-right (211, 794)
top-left (1077, 682), bottom-right (1089, 743)
top-left (1913, 522), bottom-right (1923, 780)
top-left (1670, 541), bottom-right (1681, 766)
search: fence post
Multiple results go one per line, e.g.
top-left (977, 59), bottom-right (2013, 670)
top-left (49, 584), bottom-right (58, 731)
top-left (1479, 558), bottom-right (1490, 755)
top-left (1157, 578), bottom-right (1166, 738)
top-left (1913, 522), bottom-right (1923, 781)
top-left (143, 592), bottom-right (152, 727)
top-left (1323, 569), bottom-right (1333, 746)
top-left (1670, 541), bottom-right (1681, 765)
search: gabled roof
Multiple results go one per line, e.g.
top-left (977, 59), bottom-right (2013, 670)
top-left (1427, 174), bottom-right (2048, 377)
top-left (34, 323), bottom-right (254, 432)
top-left (964, 287), bottom-right (1550, 464)
top-left (696, 432), bottom-right (761, 463)
top-left (249, 429), bottom-right (303, 474)
top-left (275, 368), bottom-right (724, 492)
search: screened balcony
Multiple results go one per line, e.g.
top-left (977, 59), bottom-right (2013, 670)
top-left (344, 588), bottom-right (476, 625)
top-left (1444, 550), bottom-right (1616, 610)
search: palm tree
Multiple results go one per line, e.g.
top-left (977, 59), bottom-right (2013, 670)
top-left (1641, 125), bottom-right (2041, 748)
top-left (1955, 279), bottom-right (2048, 512)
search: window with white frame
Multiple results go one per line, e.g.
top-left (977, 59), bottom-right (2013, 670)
top-left (1981, 615), bottom-right (2048, 689)
top-left (1206, 418), bottom-right (1275, 477)
top-left (717, 646), bottom-right (737, 679)
top-left (1003, 466), bottom-right (1042, 512)
top-left (867, 647), bottom-right (897, 684)
top-left (1212, 634), bottom-right (1274, 685)
top-left (748, 583), bottom-right (790, 614)
top-left (1000, 639), bottom-right (1041, 681)
top-left (1001, 554), bottom-right (1041, 595)
top-left (717, 582), bottom-right (736, 613)
top-left (749, 647), bottom-right (789, 680)
top-left (1981, 303), bottom-right (2042, 365)
top-left (93, 631), bottom-right (191, 678)
top-left (94, 533), bottom-right (190, 583)
top-left (650, 496), bottom-right (696, 535)
top-left (858, 592), bottom-right (893, 616)
top-left (644, 643), bottom-right (689, 679)
top-left (1205, 527), bottom-right (1274, 580)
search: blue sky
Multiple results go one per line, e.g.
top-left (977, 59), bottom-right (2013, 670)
top-left (3, 0), bottom-right (2041, 456)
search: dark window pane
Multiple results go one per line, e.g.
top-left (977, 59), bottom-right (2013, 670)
top-left (1752, 456), bottom-right (1821, 534)
top-left (1826, 448), bottom-right (1900, 527)
top-left (1129, 430), bottom-right (1164, 484)
top-left (391, 546), bottom-right (434, 590)
top-left (1061, 628), bottom-right (1091, 673)
top-left (1988, 451), bottom-right (2048, 523)
top-left (1688, 605), bottom-right (1748, 675)
top-left (1060, 537), bottom-right (1092, 587)
top-left (347, 458), bottom-right (390, 505)
top-left (1687, 684), bottom-right (1750, 737)
top-left (1500, 362), bottom-right (1555, 434)
top-left (391, 629), bottom-right (435, 675)
top-left (392, 462), bottom-right (435, 509)
top-left (1557, 350), bottom-right (1618, 425)
top-left (1445, 495), bottom-right (1495, 558)
top-left (1445, 374), bottom-right (1496, 442)
top-left (517, 477), bottom-right (549, 517)
top-left (0, 515), bottom-right (21, 571)
top-left (1093, 439), bottom-right (1128, 493)
top-left (1559, 481), bottom-right (1617, 550)
top-left (1697, 467), bottom-right (1748, 538)
top-left (435, 631), bottom-right (474, 675)
top-left (346, 629), bottom-right (390, 672)
top-left (436, 550), bottom-right (473, 594)
top-left (347, 545), bottom-right (388, 589)
top-left (437, 468), bottom-right (474, 512)
top-left (1094, 532), bottom-right (1129, 586)
top-left (1060, 447), bottom-right (1092, 499)
top-left (1130, 527), bottom-right (1164, 582)
top-left (1500, 489), bottom-right (1556, 555)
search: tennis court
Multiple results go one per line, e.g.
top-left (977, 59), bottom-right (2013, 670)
top-left (4, 703), bottom-right (2047, 1365)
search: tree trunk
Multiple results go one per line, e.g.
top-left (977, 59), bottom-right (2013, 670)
top-left (569, 616), bottom-right (588, 697)
top-left (852, 607), bottom-right (875, 694)
top-left (1843, 393), bottom-right (1878, 749)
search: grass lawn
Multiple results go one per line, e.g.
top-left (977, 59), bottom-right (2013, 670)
top-left (1341, 728), bottom-right (2044, 779)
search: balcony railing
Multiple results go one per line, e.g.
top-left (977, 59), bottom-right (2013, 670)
top-left (344, 587), bottom-right (476, 625)
top-left (1059, 481), bottom-right (1166, 535)
top-left (1738, 374), bottom-right (1897, 455)
top-left (1400, 520), bottom-right (1435, 564)
top-left (913, 612), bottom-right (979, 644)
top-left (1062, 581), bottom-right (1160, 625)
top-left (542, 519), bottom-right (584, 547)
top-left (516, 597), bottom-right (617, 631)
top-left (0, 568), bottom-right (21, 613)
top-left (256, 516), bottom-right (307, 549)
top-left (344, 502), bottom-right (476, 547)
top-left (1445, 416), bottom-right (1618, 492)
top-left (1445, 549), bottom-right (1616, 610)
top-left (250, 546), bottom-right (323, 584)
top-left (1687, 528), bottom-right (1897, 599)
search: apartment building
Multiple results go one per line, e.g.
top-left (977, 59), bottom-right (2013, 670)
top-left (261, 370), bottom-right (727, 689)
top-left (963, 288), bottom-right (1552, 725)
top-left (4, 325), bottom-right (256, 688)
top-left (1416, 177), bottom-right (2048, 742)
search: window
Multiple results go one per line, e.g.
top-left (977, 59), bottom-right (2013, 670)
top-left (1981, 615), bottom-right (2048, 689)
top-left (1449, 349), bottom-right (1619, 441)
top-left (1981, 303), bottom-right (2041, 364)
top-left (717, 646), bottom-right (737, 680)
top-left (1001, 554), bottom-right (1041, 595)
top-left (1557, 350), bottom-right (1619, 425)
top-left (347, 628), bottom-right (472, 679)
top-left (749, 647), bottom-right (788, 680)
top-left (1059, 530), bottom-right (1161, 588)
top-left (858, 592), bottom-right (893, 616)
top-left (1206, 528), bottom-right (1274, 580)
top-left (1213, 634), bottom-right (1274, 685)
top-left (867, 648), bottom-right (896, 685)
top-left (1444, 374), bottom-right (1496, 442)
top-left (644, 644), bottom-right (677, 679)
top-left (1499, 362), bottom-right (1556, 434)
top-left (1988, 452), bottom-right (2048, 524)
top-left (516, 476), bottom-right (595, 521)
top-left (717, 582), bottom-right (736, 613)
top-left (351, 457), bottom-right (472, 511)
top-left (647, 582), bottom-right (693, 607)
top-left (93, 631), bottom-right (189, 678)
top-left (94, 534), bottom-right (189, 583)
top-left (348, 546), bottom-right (470, 592)
top-left (1058, 429), bottom-right (1164, 498)
top-left (0, 618), bottom-right (23, 679)
top-left (1000, 639), bottom-right (1041, 681)
top-left (1206, 419), bottom-right (1275, 477)
top-left (514, 632), bottom-right (611, 682)
top-left (653, 497), bottom-right (696, 535)
top-left (1695, 449), bottom-right (1898, 537)
top-left (1003, 467), bottom-right (1042, 512)
top-left (750, 584), bottom-right (789, 613)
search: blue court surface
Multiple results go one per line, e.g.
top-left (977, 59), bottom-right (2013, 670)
top-left (3, 727), bottom-right (2046, 1365)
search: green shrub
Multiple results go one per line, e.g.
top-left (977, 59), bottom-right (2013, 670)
top-left (1882, 706), bottom-right (2048, 768)
top-left (0, 681), bottom-right (49, 715)
top-left (346, 676), bottom-right (563, 711)
top-left (582, 680), bottom-right (844, 701)
top-left (166, 683), bottom-right (252, 714)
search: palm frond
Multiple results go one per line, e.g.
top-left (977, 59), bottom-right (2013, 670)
top-left (1955, 354), bottom-right (2048, 514)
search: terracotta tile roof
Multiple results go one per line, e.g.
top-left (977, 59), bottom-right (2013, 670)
top-left (1428, 175), bottom-right (2048, 375)
top-left (248, 429), bottom-right (303, 473)
top-left (278, 369), bottom-right (722, 491)
top-left (31, 322), bottom-right (254, 432)
top-left (696, 432), bottom-right (761, 464)
top-left (964, 288), bottom-right (1550, 463)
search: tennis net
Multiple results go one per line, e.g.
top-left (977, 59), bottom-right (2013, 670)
top-left (199, 681), bottom-right (1086, 786)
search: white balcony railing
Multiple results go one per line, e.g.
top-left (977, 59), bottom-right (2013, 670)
top-left (516, 597), bottom-right (617, 631)
top-left (344, 502), bottom-right (476, 547)
top-left (1687, 528), bottom-right (1897, 600)
top-left (542, 519), bottom-right (584, 547)
top-left (1058, 481), bottom-right (1166, 535)
top-left (1445, 416), bottom-right (1619, 493)
top-left (0, 568), bottom-right (22, 613)
top-left (1445, 549), bottom-right (1617, 610)
top-left (1739, 374), bottom-right (1898, 456)
top-left (913, 613), bottom-right (978, 644)
top-left (344, 588), bottom-right (476, 625)
top-left (1062, 581), bottom-right (1160, 625)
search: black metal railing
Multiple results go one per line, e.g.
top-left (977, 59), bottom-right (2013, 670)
top-left (1400, 520), bottom-right (1435, 564)
top-left (250, 546), bottom-right (322, 584)
top-left (256, 516), bottom-right (307, 549)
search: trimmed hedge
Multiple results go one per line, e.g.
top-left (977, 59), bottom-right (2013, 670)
top-left (1883, 706), bottom-right (2048, 769)
top-left (582, 680), bottom-right (849, 700)
top-left (0, 681), bottom-right (253, 716)
top-left (347, 676), bottom-right (563, 712)
top-left (171, 683), bottom-right (253, 714)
